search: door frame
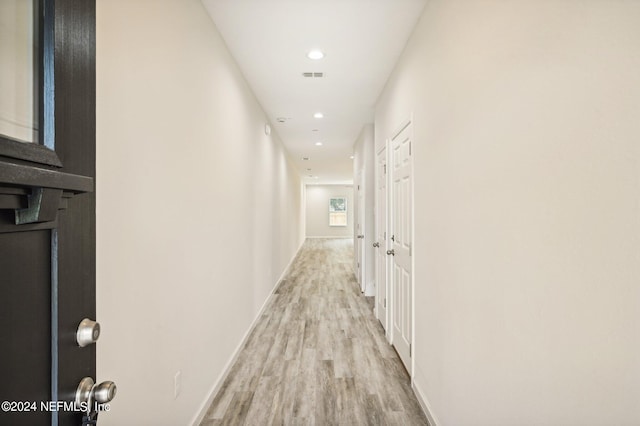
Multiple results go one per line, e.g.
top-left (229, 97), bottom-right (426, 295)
top-left (375, 144), bottom-right (389, 335)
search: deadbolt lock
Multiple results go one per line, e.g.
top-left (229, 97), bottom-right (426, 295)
top-left (76, 318), bottom-right (101, 347)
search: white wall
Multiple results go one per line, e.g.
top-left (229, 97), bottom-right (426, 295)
top-left (376, 1), bottom-right (640, 425)
top-left (305, 184), bottom-right (353, 238)
top-left (353, 124), bottom-right (376, 295)
top-left (96, 1), bottom-right (303, 424)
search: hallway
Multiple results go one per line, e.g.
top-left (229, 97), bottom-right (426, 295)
top-left (200, 239), bottom-right (429, 425)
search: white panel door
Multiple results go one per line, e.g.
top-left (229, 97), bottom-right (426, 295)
top-left (376, 146), bottom-right (388, 331)
top-left (356, 170), bottom-right (365, 291)
top-left (390, 121), bottom-right (413, 372)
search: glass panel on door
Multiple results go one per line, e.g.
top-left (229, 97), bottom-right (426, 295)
top-left (0, 0), bottom-right (39, 143)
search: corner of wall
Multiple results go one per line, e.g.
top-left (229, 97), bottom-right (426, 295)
top-left (412, 377), bottom-right (440, 426)
top-left (364, 279), bottom-right (375, 297)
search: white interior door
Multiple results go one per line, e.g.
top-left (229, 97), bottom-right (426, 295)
top-left (390, 121), bottom-right (413, 372)
top-left (357, 170), bottom-right (366, 292)
top-left (376, 146), bottom-right (388, 331)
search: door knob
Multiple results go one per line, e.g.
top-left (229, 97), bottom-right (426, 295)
top-left (93, 381), bottom-right (117, 404)
top-left (76, 377), bottom-right (118, 406)
top-left (357, 234), bottom-right (364, 239)
top-left (76, 318), bottom-right (101, 347)
top-left (386, 249), bottom-right (395, 256)
top-left (373, 242), bottom-right (380, 248)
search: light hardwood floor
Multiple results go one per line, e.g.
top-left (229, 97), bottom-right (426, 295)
top-left (200, 238), bottom-right (429, 426)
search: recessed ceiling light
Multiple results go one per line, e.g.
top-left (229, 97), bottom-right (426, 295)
top-left (307, 49), bottom-right (324, 60)
top-left (315, 142), bottom-right (323, 146)
top-left (313, 112), bottom-right (324, 119)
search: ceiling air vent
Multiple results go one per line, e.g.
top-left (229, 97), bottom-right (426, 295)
top-left (302, 72), bottom-right (324, 78)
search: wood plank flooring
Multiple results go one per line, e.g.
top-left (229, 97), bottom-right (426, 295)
top-left (200, 238), bottom-right (429, 426)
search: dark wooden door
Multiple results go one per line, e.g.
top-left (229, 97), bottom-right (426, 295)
top-left (0, 1), bottom-right (96, 425)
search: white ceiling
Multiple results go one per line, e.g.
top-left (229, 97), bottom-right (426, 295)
top-left (201, 0), bottom-right (427, 184)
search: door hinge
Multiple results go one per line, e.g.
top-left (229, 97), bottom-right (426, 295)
top-left (384, 298), bottom-right (386, 308)
top-left (384, 164), bottom-right (387, 174)
top-left (409, 141), bottom-right (412, 155)
top-left (357, 262), bottom-right (360, 268)
top-left (384, 231), bottom-right (386, 239)
top-left (410, 343), bottom-right (412, 354)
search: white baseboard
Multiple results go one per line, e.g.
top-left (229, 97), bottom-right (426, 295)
top-left (305, 235), bottom-right (353, 239)
top-left (412, 379), bottom-right (440, 426)
top-left (190, 239), bottom-right (305, 425)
